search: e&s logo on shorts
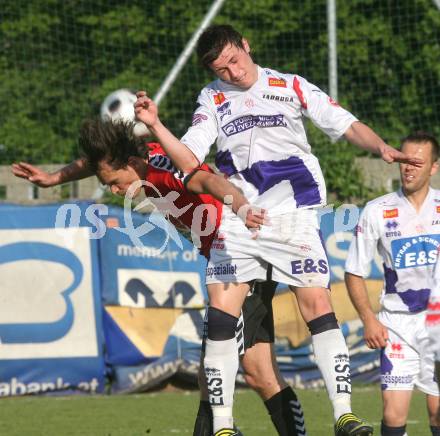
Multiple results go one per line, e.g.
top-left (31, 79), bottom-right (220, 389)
top-left (391, 234), bottom-right (440, 269)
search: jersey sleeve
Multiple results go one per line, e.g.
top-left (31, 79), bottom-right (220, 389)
top-left (345, 204), bottom-right (380, 278)
top-left (180, 89), bottom-right (218, 165)
top-left (182, 163), bottom-right (214, 190)
top-left (292, 75), bottom-right (358, 141)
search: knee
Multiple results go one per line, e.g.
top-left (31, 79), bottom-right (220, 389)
top-left (243, 371), bottom-right (277, 396)
top-left (308, 295), bottom-right (333, 318)
top-left (383, 407), bottom-right (407, 427)
top-left (428, 401), bottom-right (440, 426)
top-left (296, 289), bottom-right (333, 320)
top-left (242, 364), bottom-right (279, 397)
top-left (206, 306), bottom-right (238, 341)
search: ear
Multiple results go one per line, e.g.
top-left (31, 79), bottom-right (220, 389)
top-left (128, 155), bottom-right (147, 179)
top-left (430, 160), bottom-right (439, 177)
top-left (242, 38), bottom-right (250, 54)
top-left (127, 156), bottom-right (140, 168)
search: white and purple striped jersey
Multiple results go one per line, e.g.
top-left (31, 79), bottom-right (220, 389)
top-left (345, 188), bottom-right (440, 313)
top-left (181, 66), bottom-right (357, 215)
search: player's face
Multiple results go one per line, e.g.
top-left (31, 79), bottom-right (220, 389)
top-left (399, 141), bottom-right (438, 195)
top-left (97, 158), bottom-right (147, 198)
top-left (209, 39), bottom-right (258, 89)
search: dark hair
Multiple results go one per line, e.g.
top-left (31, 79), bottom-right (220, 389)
top-left (197, 24), bottom-right (245, 69)
top-left (78, 118), bottom-right (148, 173)
top-left (400, 130), bottom-right (439, 162)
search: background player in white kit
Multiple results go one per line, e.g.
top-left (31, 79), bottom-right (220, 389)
top-left (427, 250), bottom-right (440, 424)
top-left (134, 25), bottom-right (422, 436)
top-left (345, 132), bottom-right (440, 436)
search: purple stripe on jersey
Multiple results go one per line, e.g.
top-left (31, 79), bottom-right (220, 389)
top-left (241, 157), bottom-right (321, 207)
top-left (215, 150), bottom-right (238, 177)
top-left (399, 289), bottom-right (430, 312)
top-left (384, 264), bottom-right (430, 312)
top-left (383, 264), bottom-right (398, 294)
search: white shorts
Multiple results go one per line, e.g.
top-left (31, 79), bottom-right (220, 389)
top-left (379, 309), bottom-right (439, 395)
top-left (206, 208), bottom-right (330, 289)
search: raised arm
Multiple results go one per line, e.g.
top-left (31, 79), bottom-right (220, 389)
top-left (344, 121), bottom-right (423, 166)
top-left (185, 169), bottom-right (266, 230)
top-left (134, 91), bottom-right (200, 173)
top-left (12, 158), bottom-right (93, 187)
top-left (344, 272), bottom-right (388, 349)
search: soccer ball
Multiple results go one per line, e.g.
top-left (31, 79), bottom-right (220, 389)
top-left (100, 89), bottom-right (137, 123)
top-left (100, 89), bottom-right (150, 137)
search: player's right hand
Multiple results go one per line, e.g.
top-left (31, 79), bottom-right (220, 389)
top-left (363, 316), bottom-right (389, 349)
top-left (134, 91), bottom-right (158, 127)
top-left (11, 162), bottom-right (57, 187)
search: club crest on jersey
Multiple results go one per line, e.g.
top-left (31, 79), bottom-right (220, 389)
top-left (268, 77), bottom-right (287, 87)
top-left (217, 101), bottom-right (230, 113)
top-left (245, 98), bottom-right (255, 108)
top-left (213, 92), bottom-right (226, 105)
top-left (383, 208), bottom-right (399, 218)
top-left (216, 101), bottom-right (231, 121)
top-left (436, 206), bottom-right (440, 213)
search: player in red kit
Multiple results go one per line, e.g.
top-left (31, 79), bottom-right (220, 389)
top-left (12, 117), bottom-right (307, 436)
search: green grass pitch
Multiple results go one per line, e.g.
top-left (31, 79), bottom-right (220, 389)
top-left (0, 386), bottom-right (429, 435)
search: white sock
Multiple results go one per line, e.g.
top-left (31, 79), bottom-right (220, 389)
top-left (204, 337), bottom-right (239, 432)
top-left (312, 329), bottom-right (352, 421)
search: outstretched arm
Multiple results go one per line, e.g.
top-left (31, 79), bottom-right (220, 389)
top-left (344, 272), bottom-right (388, 349)
top-left (344, 121), bottom-right (424, 166)
top-left (12, 158), bottom-right (93, 187)
top-left (186, 169), bottom-right (266, 230)
top-left (134, 91), bottom-right (200, 173)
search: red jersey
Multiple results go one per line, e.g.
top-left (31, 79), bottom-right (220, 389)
top-left (144, 143), bottom-right (222, 258)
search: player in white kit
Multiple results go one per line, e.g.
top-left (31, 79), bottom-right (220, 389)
top-left (428, 252), bottom-right (440, 424)
top-left (134, 25), bottom-right (422, 436)
top-left (345, 132), bottom-right (440, 436)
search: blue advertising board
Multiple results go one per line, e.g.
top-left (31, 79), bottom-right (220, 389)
top-left (0, 203), bottom-right (105, 395)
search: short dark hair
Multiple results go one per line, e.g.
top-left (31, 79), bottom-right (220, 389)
top-left (78, 118), bottom-right (147, 173)
top-left (400, 130), bottom-right (439, 162)
top-left (197, 24), bottom-right (245, 69)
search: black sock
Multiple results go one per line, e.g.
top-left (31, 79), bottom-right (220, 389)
top-left (192, 400), bottom-right (212, 436)
top-left (431, 425), bottom-right (440, 436)
top-left (381, 421), bottom-right (406, 436)
top-left (264, 387), bottom-right (306, 435)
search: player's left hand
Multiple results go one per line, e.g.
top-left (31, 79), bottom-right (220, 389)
top-left (381, 144), bottom-right (424, 167)
top-left (237, 204), bottom-right (268, 232)
top-left (246, 207), bottom-right (267, 230)
top-left (134, 91), bottom-right (159, 127)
